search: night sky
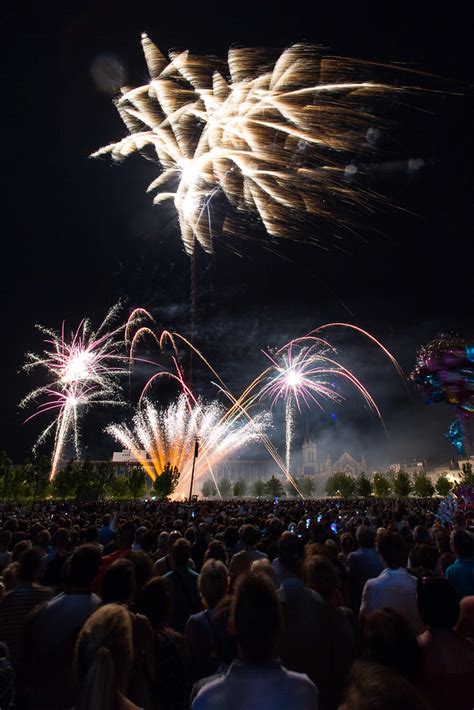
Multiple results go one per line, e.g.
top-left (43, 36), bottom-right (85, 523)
top-left (2, 1), bottom-right (473, 468)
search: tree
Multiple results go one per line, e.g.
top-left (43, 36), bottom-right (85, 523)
top-left (264, 476), bottom-right (284, 498)
top-left (372, 472), bottom-right (392, 497)
top-left (75, 458), bottom-right (97, 501)
top-left (128, 466), bottom-right (147, 500)
top-left (354, 472), bottom-right (372, 497)
top-left (286, 477), bottom-right (300, 497)
top-left (461, 462), bottom-right (474, 487)
top-left (201, 479), bottom-right (217, 497)
top-left (435, 475), bottom-right (452, 497)
top-left (252, 480), bottom-right (265, 497)
top-left (109, 475), bottom-right (130, 500)
top-left (233, 479), bottom-right (247, 497)
top-left (218, 477), bottom-right (232, 498)
top-left (413, 472), bottom-right (434, 498)
top-left (301, 476), bottom-right (315, 498)
top-left (24, 455), bottom-right (51, 500)
top-left (94, 461), bottom-right (115, 500)
top-left (392, 470), bottom-right (413, 497)
top-left (153, 462), bottom-right (180, 499)
top-left (52, 460), bottom-right (79, 499)
top-left (325, 472), bottom-right (355, 498)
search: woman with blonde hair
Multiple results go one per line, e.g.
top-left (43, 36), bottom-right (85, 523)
top-left (75, 603), bottom-right (141, 710)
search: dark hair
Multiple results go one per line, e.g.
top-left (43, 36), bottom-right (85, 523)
top-left (410, 544), bottom-right (438, 572)
top-left (231, 573), bottom-right (281, 663)
top-left (340, 532), bottom-right (355, 554)
top-left (101, 559), bottom-right (136, 605)
top-left (451, 529), bottom-right (474, 558)
top-left (241, 525), bottom-right (260, 548)
top-left (171, 538), bottom-right (191, 567)
top-left (224, 526), bottom-right (239, 548)
top-left (377, 531), bottom-right (406, 569)
top-left (125, 551), bottom-right (154, 598)
top-left (84, 526), bottom-right (99, 544)
top-left (361, 609), bottom-right (421, 683)
top-left (18, 547), bottom-right (42, 584)
top-left (53, 528), bottom-right (70, 550)
top-left (356, 525), bottom-right (376, 548)
top-left (417, 576), bottom-right (460, 629)
top-left (117, 522), bottom-right (136, 549)
top-left (304, 554), bottom-right (339, 600)
top-left (199, 559), bottom-right (228, 609)
top-left (278, 531), bottom-right (303, 575)
top-left (341, 661), bottom-right (430, 710)
top-left (204, 540), bottom-right (229, 566)
top-left (67, 544), bottom-right (102, 588)
top-left (138, 577), bottom-right (172, 629)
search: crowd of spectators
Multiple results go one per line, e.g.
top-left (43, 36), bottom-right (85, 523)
top-left (0, 496), bottom-right (472, 709)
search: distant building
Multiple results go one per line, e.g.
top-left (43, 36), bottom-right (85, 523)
top-left (111, 449), bottom-right (149, 475)
top-left (297, 438), bottom-right (367, 479)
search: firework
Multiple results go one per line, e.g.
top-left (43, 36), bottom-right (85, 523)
top-left (106, 393), bottom-right (271, 498)
top-left (92, 35), bottom-right (399, 256)
top-left (21, 305), bottom-right (144, 479)
top-left (254, 336), bottom-right (383, 475)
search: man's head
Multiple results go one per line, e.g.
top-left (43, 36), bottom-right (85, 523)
top-left (53, 528), bottom-right (70, 551)
top-left (278, 531), bottom-right (304, 577)
top-left (241, 524), bottom-right (260, 549)
top-left (199, 559), bottom-right (228, 609)
top-left (117, 522), bottom-right (136, 550)
top-left (67, 543), bottom-right (102, 590)
top-left (231, 572), bottom-right (281, 664)
top-left (171, 538), bottom-right (191, 568)
top-left (450, 529), bottom-right (474, 558)
top-left (18, 547), bottom-right (42, 584)
top-left (356, 525), bottom-right (376, 549)
top-left (377, 531), bottom-right (406, 569)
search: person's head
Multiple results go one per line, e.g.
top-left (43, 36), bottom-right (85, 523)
top-left (138, 576), bottom-right (173, 629)
top-left (2, 562), bottom-right (20, 591)
top-left (361, 609), bottom-right (421, 683)
top-left (241, 524), bottom-right (260, 549)
top-left (84, 526), bottom-right (99, 544)
top-left (340, 661), bottom-right (430, 710)
top-left (323, 539), bottom-right (338, 563)
top-left (170, 538), bottom-right (191, 568)
top-left (199, 559), bottom-right (228, 609)
top-left (268, 518), bottom-right (284, 539)
top-left (67, 544), bottom-right (102, 591)
top-left (157, 531), bottom-right (170, 551)
top-left (117, 522), bottom-right (135, 550)
top-left (168, 530), bottom-right (182, 549)
top-left (224, 526), bottom-right (240, 549)
top-left (34, 530), bottom-right (51, 551)
top-left (102, 514), bottom-right (112, 528)
top-left (204, 540), bottom-right (229, 567)
top-left (377, 531), bottom-right (406, 569)
top-left (125, 551), bottom-right (154, 598)
top-left (304, 554), bottom-right (339, 601)
top-left (278, 531), bottom-right (304, 577)
top-left (439, 551), bottom-right (456, 576)
top-left (231, 573), bottom-right (281, 664)
top-left (75, 604), bottom-right (133, 710)
top-left (356, 525), bottom-right (376, 549)
top-left (410, 544), bottom-right (438, 572)
top-left (250, 558), bottom-right (277, 586)
top-left (455, 595), bottom-right (474, 640)
top-left (101, 559), bottom-right (136, 606)
top-left (450, 529), bottom-right (474, 558)
top-left (340, 532), bottom-right (355, 555)
top-left (18, 547), bottom-right (42, 584)
top-left (417, 576), bottom-right (460, 630)
top-left (0, 531), bottom-right (11, 550)
top-left (53, 528), bottom-right (70, 551)
top-left (412, 525), bottom-right (430, 545)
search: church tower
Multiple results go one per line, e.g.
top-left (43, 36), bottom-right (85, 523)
top-left (302, 439), bottom-right (318, 476)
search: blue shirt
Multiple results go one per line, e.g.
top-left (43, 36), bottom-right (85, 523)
top-left (446, 557), bottom-right (474, 599)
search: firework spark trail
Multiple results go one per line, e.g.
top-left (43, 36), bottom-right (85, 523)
top-left (21, 305), bottom-right (146, 479)
top-left (92, 35), bottom-right (401, 256)
top-left (106, 394), bottom-right (271, 498)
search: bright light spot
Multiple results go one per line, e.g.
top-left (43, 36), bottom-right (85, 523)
top-left (286, 371), bottom-right (303, 388)
top-left (180, 159), bottom-right (201, 184)
top-left (62, 351), bottom-right (93, 384)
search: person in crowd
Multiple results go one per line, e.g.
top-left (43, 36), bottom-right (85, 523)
top-left (126, 551), bottom-right (155, 607)
top-left (192, 572), bottom-right (319, 710)
top-left (338, 532), bottom-right (354, 567)
top-left (191, 524), bottom-right (210, 572)
top-left (185, 559), bottom-right (230, 683)
top-left (360, 530), bottom-right (424, 634)
top-left (346, 525), bottom-right (384, 613)
top-left (455, 594), bottom-right (474, 642)
top-left (154, 530), bottom-right (196, 575)
top-left (417, 576), bottom-right (474, 710)
top-left (98, 513), bottom-right (117, 547)
top-left (0, 532), bottom-right (12, 573)
top-left (228, 525), bottom-right (268, 583)
top-left (277, 532), bottom-right (353, 710)
top-left (250, 558), bottom-right (277, 586)
top-left (445, 529), bottom-right (474, 599)
top-left (0, 641), bottom-right (14, 710)
top-left (360, 608), bottom-right (421, 684)
top-left (408, 543), bottom-right (439, 579)
top-left (75, 603), bottom-right (140, 710)
top-left (0, 547), bottom-right (52, 668)
top-left (94, 521), bottom-right (136, 591)
top-left (260, 517), bottom-right (284, 561)
top-left (139, 576), bottom-right (187, 710)
top-left (164, 538), bottom-right (201, 633)
top-left (20, 543), bottom-right (102, 710)
top-left (154, 531), bottom-right (170, 562)
top-left (101, 558), bottom-right (156, 709)
top-left (42, 527), bottom-right (70, 589)
top-left (339, 661), bottom-right (430, 710)
top-left (203, 540), bottom-right (229, 567)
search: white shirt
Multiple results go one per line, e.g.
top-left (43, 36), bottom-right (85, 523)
top-left (192, 660), bottom-right (318, 710)
top-left (360, 567), bottom-right (424, 634)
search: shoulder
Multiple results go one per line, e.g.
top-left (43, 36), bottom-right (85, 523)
top-left (192, 675), bottom-right (226, 709)
top-left (282, 668), bottom-right (319, 699)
